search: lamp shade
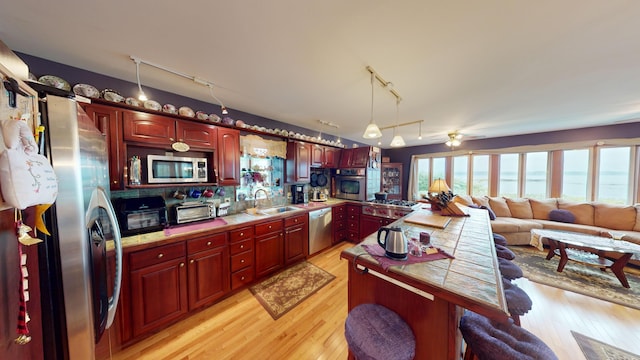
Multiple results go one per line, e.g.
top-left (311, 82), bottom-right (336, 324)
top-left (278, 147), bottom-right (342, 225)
top-left (390, 135), bottom-right (406, 147)
top-left (363, 123), bottom-right (383, 139)
top-left (428, 179), bottom-right (451, 193)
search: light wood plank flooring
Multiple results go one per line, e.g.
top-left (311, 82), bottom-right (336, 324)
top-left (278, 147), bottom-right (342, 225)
top-left (109, 242), bottom-right (640, 360)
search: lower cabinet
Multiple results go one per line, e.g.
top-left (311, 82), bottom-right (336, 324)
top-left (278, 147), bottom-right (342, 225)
top-left (129, 242), bottom-right (188, 338)
top-left (187, 233), bottom-right (230, 310)
top-left (360, 214), bottom-right (393, 238)
top-left (284, 214), bottom-right (308, 265)
top-left (346, 203), bottom-right (362, 242)
top-left (229, 226), bottom-right (255, 290)
top-left (255, 219), bottom-right (284, 278)
top-left (332, 204), bottom-right (347, 244)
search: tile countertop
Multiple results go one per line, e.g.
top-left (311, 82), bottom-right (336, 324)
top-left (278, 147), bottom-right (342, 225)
top-left (340, 207), bottom-right (510, 321)
top-left (113, 198), bottom-right (349, 251)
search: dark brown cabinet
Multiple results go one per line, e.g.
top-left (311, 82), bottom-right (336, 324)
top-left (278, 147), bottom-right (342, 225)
top-left (187, 233), bottom-right (229, 310)
top-left (311, 145), bottom-right (340, 168)
top-left (286, 141), bottom-right (311, 183)
top-left (284, 214), bottom-right (308, 265)
top-left (338, 147), bottom-right (371, 168)
top-left (360, 214), bottom-right (392, 238)
top-left (255, 219), bottom-right (284, 278)
top-left (332, 204), bottom-right (347, 244)
top-left (217, 127), bottom-right (240, 185)
top-left (381, 163), bottom-right (403, 200)
top-left (346, 203), bottom-right (362, 242)
top-left (229, 226), bottom-right (255, 290)
top-left (129, 242), bottom-right (188, 338)
top-left (82, 103), bottom-right (125, 190)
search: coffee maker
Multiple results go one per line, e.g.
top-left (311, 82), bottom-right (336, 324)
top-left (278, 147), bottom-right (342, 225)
top-left (291, 184), bottom-right (308, 204)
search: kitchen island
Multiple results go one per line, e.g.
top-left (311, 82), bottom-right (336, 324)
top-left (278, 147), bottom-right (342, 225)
top-left (340, 207), bottom-right (510, 360)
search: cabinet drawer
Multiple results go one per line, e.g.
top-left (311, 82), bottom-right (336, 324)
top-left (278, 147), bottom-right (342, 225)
top-left (347, 231), bottom-right (360, 242)
top-left (130, 242), bottom-right (186, 271)
top-left (230, 238), bottom-right (253, 255)
top-left (333, 211), bottom-right (346, 221)
top-left (230, 226), bottom-right (254, 243)
top-left (334, 229), bottom-right (347, 243)
top-left (255, 220), bottom-right (282, 236)
top-left (347, 205), bottom-right (361, 215)
top-left (332, 205), bottom-right (346, 214)
top-left (334, 220), bottom-right (346, 231)
top-left (348, 213), bottom-right (360, 221)
top-left (231, 266), bottom-right (255, 290)
top-left (187, 233), bottom-right (226, 254)
top-left (347, 220), bottom-right (359, 231)
top-left (231, 249), bottom-right (254, 272)
top-left (284, 214), bottom-right (307, 228)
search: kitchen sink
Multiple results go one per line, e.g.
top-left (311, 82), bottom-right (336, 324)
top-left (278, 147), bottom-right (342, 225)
top-left (257, 206), bottom-right (300, 215)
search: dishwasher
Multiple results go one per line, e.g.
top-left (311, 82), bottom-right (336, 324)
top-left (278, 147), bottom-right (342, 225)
top-left (308, 208), bottom-right (333, 255)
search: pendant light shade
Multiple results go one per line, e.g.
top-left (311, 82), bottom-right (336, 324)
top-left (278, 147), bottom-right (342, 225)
top-left (390, 134), bottom-right (406, 147)
top-left (362, 71), bottom-right (382, 139)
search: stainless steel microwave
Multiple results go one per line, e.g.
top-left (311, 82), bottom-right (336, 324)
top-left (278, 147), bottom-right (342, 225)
top-left (147, 154), bottom-right (208, 184)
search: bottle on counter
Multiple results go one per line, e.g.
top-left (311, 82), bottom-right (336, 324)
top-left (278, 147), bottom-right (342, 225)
top-left (129, 156), bottom-right (141, 185)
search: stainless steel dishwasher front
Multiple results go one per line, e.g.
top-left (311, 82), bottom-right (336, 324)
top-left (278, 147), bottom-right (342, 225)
top-left (308, 207), bottom-right (333, 255)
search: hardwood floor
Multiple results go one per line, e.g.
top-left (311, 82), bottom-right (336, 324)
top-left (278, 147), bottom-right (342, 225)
top-left (109, 242), bottom-right (640, 360)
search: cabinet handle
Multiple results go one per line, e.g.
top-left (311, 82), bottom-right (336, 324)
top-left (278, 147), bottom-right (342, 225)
top-left (269, 225), bottom-right (272, 229)
top-left (207, 241), bottom-right (212, 246)
top-left (241, 276), bottom-right (245, 281)
top-left (240, 245), bottom-right (244, 249)
top-left (169, 138), bottom-right (175, 142)
top-left (157, 253), bottom-right (164, 259)
top-left (180, 262), bottom-right (185, 267)
top-left (240, 232), bottom-right (244, 236)
top-left (294, 219), bottom-right (298, 222)
top-left (240, 259), bottom-right (245, 263)
top-left (190, 259), bottom-right (195, 264)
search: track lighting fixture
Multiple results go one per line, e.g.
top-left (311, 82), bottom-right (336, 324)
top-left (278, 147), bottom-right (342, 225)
top-left (132, 57), bottom-right (147, 101)
top-left (363, 70), bottom-right (382, 139)
top-left (206, 83), bottom-right (229, 115)
top-left (389, 99), bottom-right (405, 147)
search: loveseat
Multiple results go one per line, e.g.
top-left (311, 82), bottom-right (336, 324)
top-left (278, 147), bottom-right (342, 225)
top-left (453, 195), bottom-right (640, 249)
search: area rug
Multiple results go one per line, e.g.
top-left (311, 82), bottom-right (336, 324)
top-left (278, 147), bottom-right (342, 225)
top-left (572, 331), bottom-right (640, 360)
top-left (249, 261), bottom-right (335, 320)
top-left (510, 246), bottom-right (640, 310)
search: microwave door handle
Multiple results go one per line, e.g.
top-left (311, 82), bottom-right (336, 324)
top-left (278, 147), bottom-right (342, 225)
top-left (87, 187), bottom-right (123, 329)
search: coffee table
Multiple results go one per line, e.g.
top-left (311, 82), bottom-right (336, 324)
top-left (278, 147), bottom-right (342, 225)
top-left (530, 229), bottom-right (640, 288)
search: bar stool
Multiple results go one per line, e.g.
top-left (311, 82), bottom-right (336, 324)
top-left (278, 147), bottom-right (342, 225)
top-left (459, 311), bottom-right (558, 360)
top-left (345, 303), bottom-right (416, 360)
top-left (502, 278), bottom-right (532, 326)
top-left (495, 244), bottom-right (516, 260)
top-left (493, 233), bottom-right (508, 246)
top-left (498, 257), bottom-right (523, 280)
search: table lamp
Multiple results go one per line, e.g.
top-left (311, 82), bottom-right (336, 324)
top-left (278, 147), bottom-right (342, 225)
top-left (427, 179), bottom-right (451, 210)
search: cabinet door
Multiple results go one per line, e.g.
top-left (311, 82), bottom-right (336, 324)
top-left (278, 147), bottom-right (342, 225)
top-left (311, 145), bottom-right (324, 167)
top-left (323, 147), bottom-right (340, 168)
top-left (130, 258), bottom-right (187, 337)
top-left (255, 231), bottom-right (284, 278)
top-left (188, 245), bottom-right (229, 310)
top-left (381, 163), bottom-right (403, 200)
top-left (217, 127), bottom-right (240, 185)
top-left (177, 122), bottom-right (217, 150)
top-left (350, 147), bottom-right (370, 167)
top-left (338, 148), bottom-right (352, 168)
top-left (286, 141), bottom-right (311, 182)
top-left (123, 111), bottom-right (176, 146)
top-left (360, 214), bottom-right (386, 238)
top-left (83, 104), bottom-right (124, 190)
top-left (285, 221), bottom-right (307, 265)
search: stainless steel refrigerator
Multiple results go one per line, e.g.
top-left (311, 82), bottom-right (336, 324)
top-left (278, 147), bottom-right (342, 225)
top-left (37, 93), bottom-right (122, 360)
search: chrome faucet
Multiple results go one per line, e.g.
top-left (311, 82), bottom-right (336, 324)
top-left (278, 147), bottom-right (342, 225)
top-left (254, 188), bottom-right (269, 209)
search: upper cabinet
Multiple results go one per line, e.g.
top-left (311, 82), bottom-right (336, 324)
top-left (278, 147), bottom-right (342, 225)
top-left (338, 147), bottom-right (371, 168)
top-left (217, 127), bottom-right (240, 186)
top-left (311, 145), bottom-right (340, 168)
top-left (286, 141), bottom-right (311, 183)
top-left (123, 110), bottom-right (217, 151)
top-left (82, 103), bottom-right (125, 190)
top-left (381, 162), bottom-right (403, 200)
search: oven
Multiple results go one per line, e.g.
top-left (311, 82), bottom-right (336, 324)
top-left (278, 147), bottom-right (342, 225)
top-left (335, 168), bottom-right (367, 201)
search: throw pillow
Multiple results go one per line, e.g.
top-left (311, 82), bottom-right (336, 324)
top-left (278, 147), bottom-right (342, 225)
top-left (548, 209), bottom-right (575, 224)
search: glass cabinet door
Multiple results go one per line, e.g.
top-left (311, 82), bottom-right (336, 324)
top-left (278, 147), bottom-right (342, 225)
top-left (381, 163), bottom-right (403, 200)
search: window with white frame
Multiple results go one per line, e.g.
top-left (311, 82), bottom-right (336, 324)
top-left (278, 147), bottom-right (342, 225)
top-left (561, 149), bottom-right (590, 202)
top-left (596, 147), bottom-right (631, 204)
top-left (453, 156), bottom-right (469, 195)
top-left (499, 154), bottom-right (519, 198)
top-left (524, 152), bottom-right (548, 199)
top-left (471, 155), bottom-right (489, 196)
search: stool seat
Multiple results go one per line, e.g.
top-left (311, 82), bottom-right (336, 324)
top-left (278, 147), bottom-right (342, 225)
top-left (502, 278), bottom-right (532, 325)
top-left (460, 311), bottom-right (558, 360)
top-left (493, 233), bottom-right (508, 246)
top-left (345, 303), bottom-right (415, 360)
top-left (495, 244), bottom-right (516, 260)
top-left (498, 257), bottom-right (523, 280)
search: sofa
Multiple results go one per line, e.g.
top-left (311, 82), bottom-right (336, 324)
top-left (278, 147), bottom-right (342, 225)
top-left (453, 195), bottom-right (640, 251)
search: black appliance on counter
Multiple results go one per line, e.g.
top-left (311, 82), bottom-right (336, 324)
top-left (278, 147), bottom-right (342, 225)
top-left (112, 196), bottom-right (167, 236)
top-left (291, 184), bottom-right (308, 204)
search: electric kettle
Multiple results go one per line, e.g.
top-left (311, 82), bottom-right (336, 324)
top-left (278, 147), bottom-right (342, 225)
top-left (377, 226), bottom-right (408, 260)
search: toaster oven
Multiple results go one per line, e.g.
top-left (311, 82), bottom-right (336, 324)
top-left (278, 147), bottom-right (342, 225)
top-left (174, 202), bottom-right (216, 224)
top-left (112, 196), bottom-right (167, 236)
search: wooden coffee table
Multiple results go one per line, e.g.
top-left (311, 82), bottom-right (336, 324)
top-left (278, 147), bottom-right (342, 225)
top-left (530, 229), bottom-right (640, 288)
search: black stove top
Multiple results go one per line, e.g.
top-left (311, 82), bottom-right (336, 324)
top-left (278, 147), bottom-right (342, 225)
top-left (362, 199), bottom-right (421, 219)
top-left (367, 199), bottom-right (418, 207)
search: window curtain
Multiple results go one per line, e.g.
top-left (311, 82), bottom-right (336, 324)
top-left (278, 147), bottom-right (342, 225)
top-left (407, 155), bottom-right (420, 201)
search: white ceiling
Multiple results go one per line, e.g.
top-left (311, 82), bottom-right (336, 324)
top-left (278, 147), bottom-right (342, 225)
top-left (2, 1), bottom-right (640, 148)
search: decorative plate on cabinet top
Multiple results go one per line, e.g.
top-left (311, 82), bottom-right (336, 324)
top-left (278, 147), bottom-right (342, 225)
top-left (125, 97), bottom-right (143, 107)
top-left (222, 117), bottom-right (235, 126)
top-left (209, 114), bottom-right (221, 122)
top-left (38, 75), bottom-right (71, 91)
top-left (178, 106), bottom-right (195, 117)
top-left (196, 111), bottom-right (209, 120)
top-left (235, 120), bottom-right (245, 128)
top-left (101, 89), bottom-right (125, 103)
top-left (73, 83), bottom-right (100, 98)
top-left (143, 100), bottom-right (162, 111)
top-left (163, 104), bottom-right (177, 114)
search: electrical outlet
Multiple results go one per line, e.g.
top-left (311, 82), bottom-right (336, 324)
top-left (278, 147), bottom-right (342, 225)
top-left (224, 197), bottom-right (231, 203)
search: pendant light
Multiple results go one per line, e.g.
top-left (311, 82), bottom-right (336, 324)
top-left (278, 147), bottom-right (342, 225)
top-left (389, 98), bottom-right (405, 147)
top-left (133, 58), bottom-right (147, 101)
top-left (362, 71), bottom-right (382, 139)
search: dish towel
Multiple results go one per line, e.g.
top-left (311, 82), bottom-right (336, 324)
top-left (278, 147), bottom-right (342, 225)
top-left (361, 244), bottom-right (454, 271)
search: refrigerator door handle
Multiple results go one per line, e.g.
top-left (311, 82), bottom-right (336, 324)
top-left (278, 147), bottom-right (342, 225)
top-left (87, 186), bottom-right (123, 329)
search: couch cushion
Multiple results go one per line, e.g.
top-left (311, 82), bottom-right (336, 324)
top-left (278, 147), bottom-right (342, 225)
top-left (533, 219), bottom-right (603, 236)
top-left (506, 198), bottom-right (533, 219)
top-left (557, 200), bottom-right (594, 226)
top-left (488, 197), bottom-right (512, 217)
top-left (593, 203), bottom-right (637, 231)
top-left (453, 194), bottom-right (474, 206)
top-left (529, 198), bottom-right (558, 220)
top-left (549, 209), bottom-right (575, 223)
top-left (472, 196), bottom-right (491, 208)
top-left (635, 204), bottom-right (640, 232)
top-left (491, 217), bottom-right (543, 233)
